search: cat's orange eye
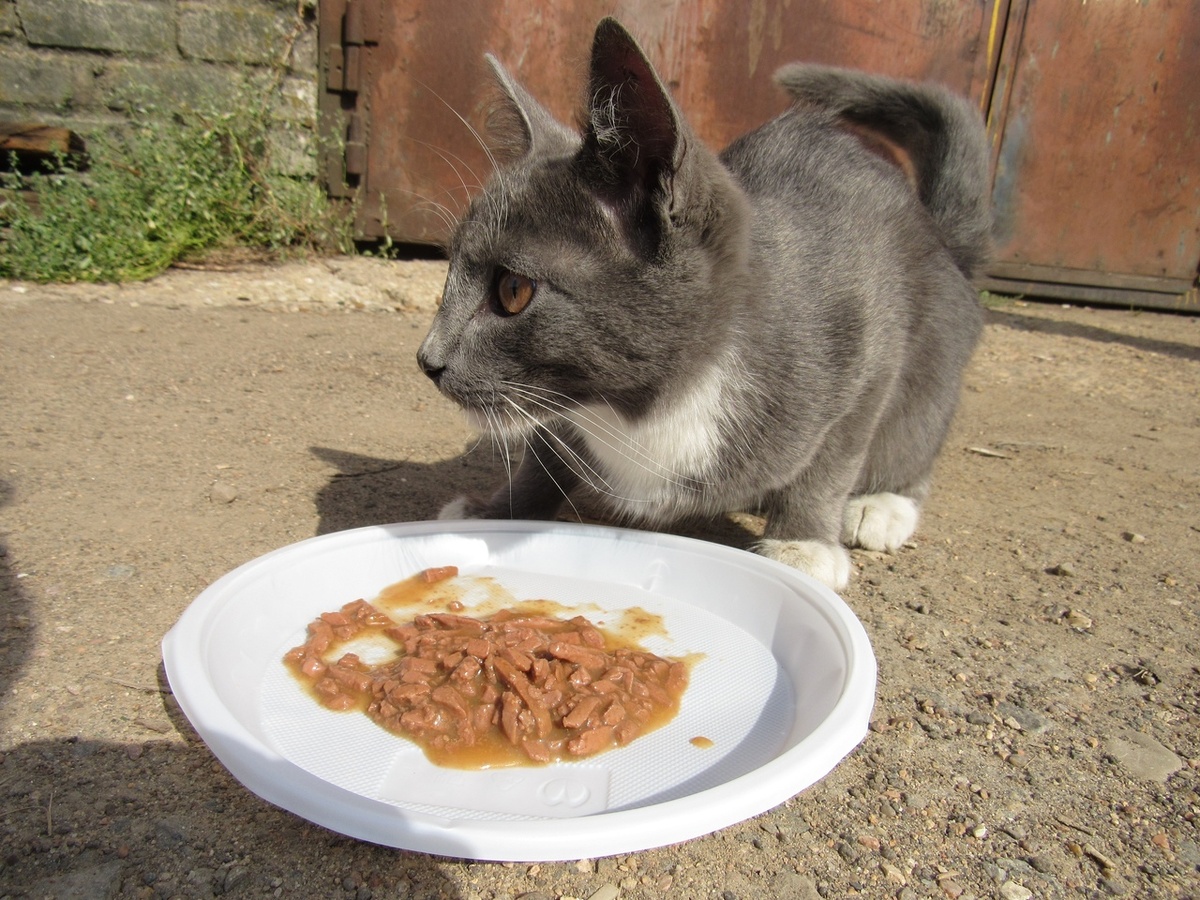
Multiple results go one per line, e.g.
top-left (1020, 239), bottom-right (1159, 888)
top-left (496, 270), bottom-right (537, 315)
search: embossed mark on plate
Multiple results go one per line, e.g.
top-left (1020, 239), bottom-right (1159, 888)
top-left (378, 751), bottom-right (612, 818)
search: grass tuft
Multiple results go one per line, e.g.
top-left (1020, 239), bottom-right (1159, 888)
top-left (0, 101), bottom-right (354, 283)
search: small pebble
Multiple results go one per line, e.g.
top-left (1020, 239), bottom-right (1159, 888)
top-left (835, 841), bottom-right (860, 864)
top-left (1101, 875), bottom-right (1131, 895)
top-left (1084, 843), bottom-right (1117, 871)
top-left (1106, 729), bottom-right (1182, 782)
top-left (210, 481), bottom-right (239, 504)
top-left (997, 702), bottom-right (1050, 734)
top-left (999, 882), bottom-right (1034, 900)
top-left (1002, 824), bottom-right (1028, 841)
top-left (1065, 609), bottom-right (1093, 630)
top-left (223, 866), bottom-right (251, 892)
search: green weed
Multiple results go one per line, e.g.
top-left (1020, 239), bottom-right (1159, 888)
top-left (0, 102), bottom-right (354, 283)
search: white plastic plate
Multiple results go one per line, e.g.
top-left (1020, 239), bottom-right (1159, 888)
top-left (162, 520), bottom-right (875, 861)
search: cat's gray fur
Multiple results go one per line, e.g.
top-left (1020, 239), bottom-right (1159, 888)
top-left (416, 18), bottom-right (990, 589)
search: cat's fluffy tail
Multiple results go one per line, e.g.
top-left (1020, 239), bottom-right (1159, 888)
top-left (775, 64), bottom-right (992, 278)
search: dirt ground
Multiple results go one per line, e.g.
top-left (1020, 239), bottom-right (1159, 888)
top-left (1, 256), bottom-right (1198, 900)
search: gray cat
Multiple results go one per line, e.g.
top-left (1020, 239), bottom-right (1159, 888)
top-left (417, 18), bottom-right (990, 590)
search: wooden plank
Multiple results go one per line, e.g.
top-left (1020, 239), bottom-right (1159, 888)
top-left (979, 275), bottom-right (1199, 314)
top-left (0, 124), bottom-right (85, 157)
top-left (987, 261), bottom-right (1193, 296)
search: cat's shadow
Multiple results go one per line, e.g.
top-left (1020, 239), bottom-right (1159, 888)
top-left (310, 445), bottom-right (760, 549)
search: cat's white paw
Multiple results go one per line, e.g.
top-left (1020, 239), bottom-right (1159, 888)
top-left (756, 539), bottom-right (851, 590)
top-left (437, 496), bottom-right (474, 520)
top-left (842, 492), bottom-right (919, 552)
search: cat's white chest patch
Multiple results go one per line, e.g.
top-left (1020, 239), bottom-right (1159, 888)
top-left (564, 365), bottom-right (727, 516)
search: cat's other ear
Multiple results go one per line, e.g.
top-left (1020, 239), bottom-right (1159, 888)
top-left (485, 55), bottom-right (578, 160)
top-left (580, 18), bottom-right (685, 212)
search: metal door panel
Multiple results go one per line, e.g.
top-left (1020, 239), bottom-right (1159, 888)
top-left (318, 0), bottom-right (1200, 308)
top-left (322, 0), bottom-right (1004, 244)
top-left (986, 0), bottom-right (1200, 297)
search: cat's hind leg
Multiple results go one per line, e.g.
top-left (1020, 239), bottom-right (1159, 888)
top-left (841, 492), bottom-right (919, 552)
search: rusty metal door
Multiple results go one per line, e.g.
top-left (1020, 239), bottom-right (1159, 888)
top-left (982, 0), bottom-right (1200, 308)
top-left (319, 0), bottom-right (1200, 309)
top-left (319, 0), bottom-right (1006, 240)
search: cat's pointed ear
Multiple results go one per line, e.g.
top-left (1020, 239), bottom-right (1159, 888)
top-left (581, 18), bottom-right (684, 210)
top-left (485, 55), bottom-right (577, 160)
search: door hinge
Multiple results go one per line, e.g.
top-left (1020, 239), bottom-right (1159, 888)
top-left (345, 111), bottom-right (367, 178)
top-left (334, 0), bottom-right (380, 97)
top-left (323, 0), bottom-right (380, 192)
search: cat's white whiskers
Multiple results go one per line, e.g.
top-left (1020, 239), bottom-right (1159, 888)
top-left (498, 397), bottom-right (611, 491)
top-left (521, 435), bottom-right (585, 522)
top-left (503, 383), bottom-right (711, 491)
top-left (495, 399), bottom-right (592, 518)
top-left (498, 395), bottom-right (666, 509)
top-left (570, 406), bottom-right (711, 488)
top-left (410, 76), bottom-right (513, 236)
top-left (386, 187), bottom-right (461, 235)
top-left (483, 408), bottom-right (523, 517)
top-left (404, 137), bottom-right (486, 206)
top-left (462, 419), bottom-right (493, 461)
top-left (413, 78), bottom-right (503, 179)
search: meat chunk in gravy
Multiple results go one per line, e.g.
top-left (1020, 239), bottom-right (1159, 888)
top-left (284, 591), bottom-right (688, 767)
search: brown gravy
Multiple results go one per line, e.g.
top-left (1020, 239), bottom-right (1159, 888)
top-left (284, 567), bottom-right (689, 769)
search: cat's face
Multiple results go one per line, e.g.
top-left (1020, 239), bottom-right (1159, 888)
top-left (416, 22), bottom-right (746, 439)
top-left (417, 161), bottom-right (686, 437)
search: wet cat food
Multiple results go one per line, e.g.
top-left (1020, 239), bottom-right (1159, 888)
top-left (283, 575), bottom-right (688, 768)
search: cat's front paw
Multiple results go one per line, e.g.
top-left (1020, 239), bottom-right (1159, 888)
top-left (756, 538), bottom-right (851, 590)
top-left (842, 493), bottom-right (918, 552)
top-left (437, 495), bottom-right (490, 520)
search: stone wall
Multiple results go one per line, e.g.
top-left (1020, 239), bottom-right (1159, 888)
top-left (0, 0), bottom-right (319, 175)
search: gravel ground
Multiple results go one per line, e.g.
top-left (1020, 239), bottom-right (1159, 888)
top-left (1, 257), bottom-right (1198, 900)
